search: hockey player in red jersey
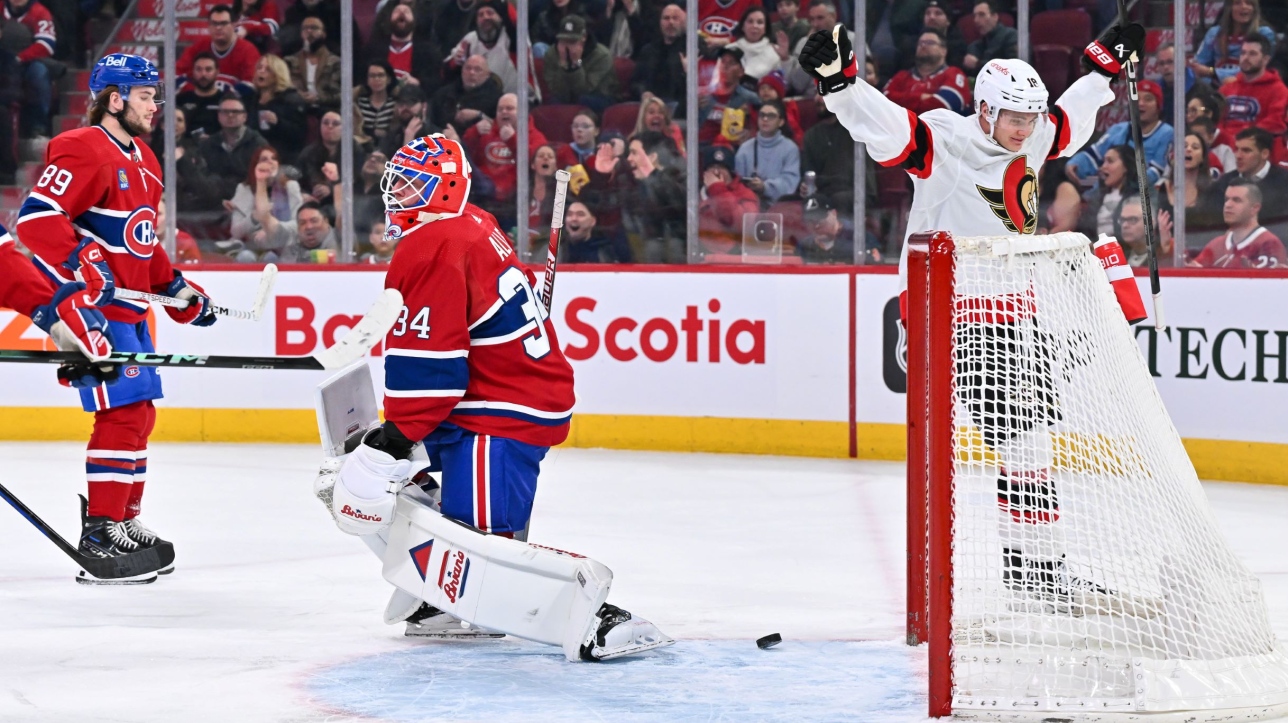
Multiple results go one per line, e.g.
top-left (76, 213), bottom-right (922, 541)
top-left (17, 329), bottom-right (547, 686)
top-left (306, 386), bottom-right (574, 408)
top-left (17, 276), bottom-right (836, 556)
top-left (321, 134), bottom-right (671, 660)
top-left (17, 53), bottom-right (219, 585)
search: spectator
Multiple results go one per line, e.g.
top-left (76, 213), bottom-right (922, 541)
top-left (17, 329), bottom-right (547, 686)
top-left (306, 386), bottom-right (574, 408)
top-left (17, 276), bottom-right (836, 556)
top-left (1114, 196), bottom-right (1169, 268)
top-left (435, 56), bottom-right (501, 136)
top-left (365, 1), bottom-right (441, 92)
top-left (286, 15), bottom-right (342, 111)
top-left (1218, 35), bottom-right (1288, 141)
top-left (428, 0), bottom-right (481, 62)
top-left (176, 53), bottom-right (227, 138)
top-left (699, 145), bottom-right (759, 254)
top-left (279, 0), bottom-right (356, 57)
top-left (178, 4), bottom-right (261, 92)
top-left (200, 93), bottom-right (268, 200)
top-left (569, 109), bottom-right (600, 165)
top-left (734, 99), bottom-right (800, 207)
top-left (1057, 145), bottom-right (1141, 239)
top-left (235, 0), bottom-right (281, 52)
top-left (157, 199), bottom-right (203, 265)
top-left (756, 72), bottom-right (803, 142)
top-left (533, 0), bottom-right (591, 54)
top-left (352, 149), bottom-right (389, 225)
top-left (631, 3), bottom-right (688, 117)
top-left (356, 59), bottom-right (398, 144)
top-left (248, 55), bottom-right (308, 163)
top-left (360, 218), bottom-right (397, 264)
top-left (784, 0), bottom-right (855, 95)
top-left (297, 110), bottom-right (372, 205)
top-left (698, 47), bottom-right (761, 146)
top-left (1065, 80), bottom-right (1171, 188)
top-left (884, 29), bottom-right (971, 116)
top-left (698, 0), bottom-right (756, 49)
top-left (3, 0), bottom-right (56, 137)
top-left (922, 0), bottom-right (966, 69)
top-left (379, 85), bottom-right (438, 158)
top-left (597, 0), bottom-right (641, 59)
top-left (635, 92), bottom-right (687, 157)
top-left (0, 28), bottom-right (19, 183)
top-left (798, 194), bottom-right (858, 264)
top-left (151, 107), bottom-right (224, 221)
top-left (275, 203), bottom-right (339, 263)
top-left (1191, 179), bottom-right (1287, 268)
top-left (962, 1), bottom-right (1016, 75)
top-left (446, 0), bottom-right (519, 94)
top-left (543, 14), bottom-right (619, 112)
top-left (1152, 42), bottom-right (1193, 128)
top-left (225, 145), bottom-right (304, 262)
top-left (1189, 0), bottom-right (1275, 86)
top-left (1212, 127), bottom-right (1288, 226)
top-left (770, 0), bottom-right (810, 52)
top-left (1186, 89), bottom-right (1223, 126)
top-left (728, 6), bottom-right (779, 81)
top-left (865, 0), bottom-right (929, 81)
top-left (1190, 116), bottom-right (1237, 174)
top-left (563, 201), bottom-right (631, 262)
top-left (463, 93), bottom-right (550, 208)
top-left (529, 143), bottom-right (561, 247)
top-left (1158, 131), bottom-right (1225, 244)
top-left (625, 130), bottom-right (687, 262)
top-left (800, 93), bottom-right (855, 215)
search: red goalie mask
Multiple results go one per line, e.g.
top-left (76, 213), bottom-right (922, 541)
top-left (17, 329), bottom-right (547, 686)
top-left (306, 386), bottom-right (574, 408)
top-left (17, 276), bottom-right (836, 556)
top-left (382, 134), bottom-right (473, 223)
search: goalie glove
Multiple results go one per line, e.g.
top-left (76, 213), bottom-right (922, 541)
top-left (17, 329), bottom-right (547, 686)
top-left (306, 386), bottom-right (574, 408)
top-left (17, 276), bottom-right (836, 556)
top-left (1083, 22), bottom-right (1145, 78)
top-left (799, 23), bottom-right (857, 96)
top-left (1094, 235), bottom-right (1147, 324)
top-left (162, 270), bottom-right (218, 327)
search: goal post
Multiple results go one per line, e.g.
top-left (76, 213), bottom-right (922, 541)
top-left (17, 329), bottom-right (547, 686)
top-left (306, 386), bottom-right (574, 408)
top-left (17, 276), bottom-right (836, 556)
top-left (905, 230), bottom-right (1288, 721)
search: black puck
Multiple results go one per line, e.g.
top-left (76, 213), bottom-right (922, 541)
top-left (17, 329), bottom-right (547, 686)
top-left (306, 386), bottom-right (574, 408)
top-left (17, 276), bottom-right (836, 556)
top-left (756, 633), bottom-right (782, 649)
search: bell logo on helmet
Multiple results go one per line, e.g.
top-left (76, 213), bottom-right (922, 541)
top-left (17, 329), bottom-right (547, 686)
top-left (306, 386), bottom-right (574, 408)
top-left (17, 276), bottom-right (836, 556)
top-left (105, 55), bottom-right (128, 67)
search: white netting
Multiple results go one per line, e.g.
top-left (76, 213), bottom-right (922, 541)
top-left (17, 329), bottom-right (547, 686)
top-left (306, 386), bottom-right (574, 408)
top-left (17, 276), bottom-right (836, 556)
top-left (940, 233), bottom-right (1288, 717)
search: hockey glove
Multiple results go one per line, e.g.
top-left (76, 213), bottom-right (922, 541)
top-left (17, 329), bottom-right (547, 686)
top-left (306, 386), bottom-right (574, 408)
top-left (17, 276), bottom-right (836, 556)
top-left (73, 241), bottom-right (115, 306)
top-left (1093, 235), bottom-right (1147, 324)
top-left (1083, 22), bottom-right (1146, 78)
top-left (331, 427), bottom-right (412, 536)
top-left (799, 23), bottom-right (857, 96)
top-left (162, 270), bottom-right (217, 327)
top-left (31, 282), bottom-right (120, 388)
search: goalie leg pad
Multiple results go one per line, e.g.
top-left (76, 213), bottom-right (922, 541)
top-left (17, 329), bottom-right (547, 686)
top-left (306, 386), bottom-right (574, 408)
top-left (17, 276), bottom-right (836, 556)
top-left (382, 490), bottom-right (617, 662)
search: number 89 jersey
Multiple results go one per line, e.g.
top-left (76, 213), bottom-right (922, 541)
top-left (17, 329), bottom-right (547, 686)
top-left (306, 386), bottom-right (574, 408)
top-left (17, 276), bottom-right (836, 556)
top-left (18, 126), bottom-right (171, 324)
top-left (381, 204), bottom-right (575, 448)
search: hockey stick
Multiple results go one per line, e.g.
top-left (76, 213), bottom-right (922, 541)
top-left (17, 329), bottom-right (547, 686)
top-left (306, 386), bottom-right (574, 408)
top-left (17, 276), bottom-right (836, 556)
top-left (0, 483), bottom-right (174, 579)
top-left (1115, 0), bottom-right (1166, 330)
top-left (540, 169), bottom-right (571, 314)
top-left (0, 288), bottom-right (403, 371)
top-left (114, 263), bottom-right (279, 321)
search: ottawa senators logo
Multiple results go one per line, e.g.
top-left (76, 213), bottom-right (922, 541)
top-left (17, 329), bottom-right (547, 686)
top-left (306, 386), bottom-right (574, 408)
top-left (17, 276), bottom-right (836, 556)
top-left (976, 157), bottom-right (1039, 234)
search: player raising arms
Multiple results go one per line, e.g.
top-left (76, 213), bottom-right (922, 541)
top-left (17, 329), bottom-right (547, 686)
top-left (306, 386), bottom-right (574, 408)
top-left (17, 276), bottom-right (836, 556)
top-left (798, 24), bottom-right (1149, 611)
top-left (317, 134), bottom-right (671, 661)
top-left (17, 54), bottom-right (218, 585)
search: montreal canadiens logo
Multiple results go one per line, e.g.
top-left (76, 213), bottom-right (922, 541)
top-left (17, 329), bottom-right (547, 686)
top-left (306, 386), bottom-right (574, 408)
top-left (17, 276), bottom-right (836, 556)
top-left (123, 207), bottom-right (159, 258)
top-left (124, 366), bottom-right (140, 378)
top-left (701, 18), bottom-right (735, 36)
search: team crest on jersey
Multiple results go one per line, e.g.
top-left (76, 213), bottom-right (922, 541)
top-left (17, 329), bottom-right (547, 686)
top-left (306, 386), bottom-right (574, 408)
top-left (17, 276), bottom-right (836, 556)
top-left (976, 157), bottom-right (1038, 234)
top-left (123, 206), bottom-right (159, 258)
top-left (117, 169), bottom-right (129, 190)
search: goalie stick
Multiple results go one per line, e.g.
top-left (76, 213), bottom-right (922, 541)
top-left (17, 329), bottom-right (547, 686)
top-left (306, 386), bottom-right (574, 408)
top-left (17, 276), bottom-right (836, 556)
top-left (540, 169), bottom-right (571, 314)
top-left (0, 288), bottom-right (403, 371)
top-left (0, 484), bottom-right (174, 579)
top-left (114, 263), bottom-right (279, 321)
top-left (1116, 0), bottom-right (1166, 330)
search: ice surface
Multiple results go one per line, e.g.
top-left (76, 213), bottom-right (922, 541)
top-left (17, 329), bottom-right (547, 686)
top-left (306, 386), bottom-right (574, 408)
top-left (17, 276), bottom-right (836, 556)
top-left (0, 443), bottom-right (1284, 722)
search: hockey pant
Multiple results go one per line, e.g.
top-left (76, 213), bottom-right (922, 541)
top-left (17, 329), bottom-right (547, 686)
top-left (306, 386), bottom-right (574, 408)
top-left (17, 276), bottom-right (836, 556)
top-left (420, 422), bottom-right (547, 537)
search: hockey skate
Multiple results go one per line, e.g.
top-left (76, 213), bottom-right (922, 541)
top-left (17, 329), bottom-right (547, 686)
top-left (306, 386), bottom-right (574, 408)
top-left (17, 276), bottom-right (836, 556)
top-left (403, 602), bottom-right (506, 639)
top-left (76, 500), bottom-right (157, 585)
top-left (579, 603), bottom-right (674, 661)
top-left (121, 517), bottom-right (175, 575)
top-left (1002, 549), bottom-right (1160, 618)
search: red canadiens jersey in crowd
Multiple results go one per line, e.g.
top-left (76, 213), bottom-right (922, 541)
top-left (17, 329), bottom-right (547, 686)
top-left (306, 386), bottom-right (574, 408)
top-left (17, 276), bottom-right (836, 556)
top-left (237, 0), bottom-right (280, 38)
top-left (699, 0), bottom-right (756, 41)
top-left (1195, 226), bottom-right (1287, 269)
top-left (17, 126), bottom-right (175, 324)
top-left (3, 0), bottom-right (55, 62)
top-left (463, 120), bottom-right (549, 201)
top-left (1219, 69), bottom-right (1288, 139)
top-left (177, 36), bottom-right (261, 87)
top-left (884, 65), bottom-right (972, 115)
top-left (0, 229), bottom-right (57, 317)
top-left (381, 204), bottom-right (575, 448)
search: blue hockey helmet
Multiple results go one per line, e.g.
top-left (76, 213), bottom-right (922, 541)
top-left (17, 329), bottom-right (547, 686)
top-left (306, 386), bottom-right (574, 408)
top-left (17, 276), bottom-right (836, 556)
top-left (89, 53), bottom-right (162, 102)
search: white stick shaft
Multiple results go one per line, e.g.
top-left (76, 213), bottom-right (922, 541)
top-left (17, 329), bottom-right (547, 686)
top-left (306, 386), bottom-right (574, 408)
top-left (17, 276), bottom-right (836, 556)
top-left (113, 264), bottom-right (277, 322)
top-left (541, 170), bottom-right (572, 312)
top-left (1152, 292), bottom-right (1166, 331)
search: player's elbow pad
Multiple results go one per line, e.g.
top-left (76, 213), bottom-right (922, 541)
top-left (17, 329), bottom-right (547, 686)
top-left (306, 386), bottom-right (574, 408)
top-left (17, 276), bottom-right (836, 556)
top-left (1094, 235), bottom-right (1147, 324)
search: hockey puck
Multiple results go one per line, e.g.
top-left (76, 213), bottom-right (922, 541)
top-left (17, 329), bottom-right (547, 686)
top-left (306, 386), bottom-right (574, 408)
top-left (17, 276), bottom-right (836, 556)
top-left (756, 633), bottom-right (782, 650)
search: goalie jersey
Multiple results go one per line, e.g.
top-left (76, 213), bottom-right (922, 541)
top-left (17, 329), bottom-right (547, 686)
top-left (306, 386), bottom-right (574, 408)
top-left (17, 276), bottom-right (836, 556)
top-left (17, 126), bottom-right (173, 324)
top-left (822, 70), bottom-right (1114, 311)
top-left (382, 204), bottom-right (575, 448)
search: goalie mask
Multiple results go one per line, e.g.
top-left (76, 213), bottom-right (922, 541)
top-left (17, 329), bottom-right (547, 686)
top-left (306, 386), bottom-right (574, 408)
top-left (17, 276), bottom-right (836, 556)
top-left (381, 134), bottom-right (473, 224)
top-left (974, 58), bottom-right (1047, 145)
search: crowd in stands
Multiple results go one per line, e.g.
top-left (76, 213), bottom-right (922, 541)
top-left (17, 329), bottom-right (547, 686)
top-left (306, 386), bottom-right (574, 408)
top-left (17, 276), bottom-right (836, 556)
top-left (2, 0), bottom-right (1265, 269)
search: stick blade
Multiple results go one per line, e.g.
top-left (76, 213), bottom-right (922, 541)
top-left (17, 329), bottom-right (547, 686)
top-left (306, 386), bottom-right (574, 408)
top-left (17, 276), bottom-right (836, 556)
top-left (312, 288), bottom-right (403, 370)
top-left (251, 263), bottom-right (279, 321)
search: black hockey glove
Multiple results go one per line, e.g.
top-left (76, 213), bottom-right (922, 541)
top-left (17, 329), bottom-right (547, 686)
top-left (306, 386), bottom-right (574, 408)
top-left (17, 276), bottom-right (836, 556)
top-left (1082, 22), bottom-right (1145, 78)
top-left (359, 421), bottom-right (417, 460)
top-left (799, 23), bottom-right (857, 95)
top-left (57, 361), bottom-right (119, 389)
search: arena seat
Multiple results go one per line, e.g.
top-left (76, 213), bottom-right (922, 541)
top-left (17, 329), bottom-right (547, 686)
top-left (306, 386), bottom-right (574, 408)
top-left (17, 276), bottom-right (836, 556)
top-left (531, 104), bottom-right (590, 144)
top-left (601, 102), bottom-right (640, 136)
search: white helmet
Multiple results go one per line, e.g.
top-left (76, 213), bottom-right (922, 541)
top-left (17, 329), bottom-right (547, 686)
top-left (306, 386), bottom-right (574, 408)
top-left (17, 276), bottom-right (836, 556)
top-left (974, 58), bottom-right (1048, 139)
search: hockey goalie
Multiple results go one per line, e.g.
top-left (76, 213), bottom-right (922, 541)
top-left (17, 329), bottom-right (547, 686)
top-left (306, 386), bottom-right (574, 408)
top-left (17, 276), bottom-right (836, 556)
top-left (313, 134), bottom-right (672, 663)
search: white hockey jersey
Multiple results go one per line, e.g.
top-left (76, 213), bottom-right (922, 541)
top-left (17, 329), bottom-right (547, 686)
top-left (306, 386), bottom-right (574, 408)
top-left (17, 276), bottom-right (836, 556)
top-left (822, 72), bottom-right (1115, 312)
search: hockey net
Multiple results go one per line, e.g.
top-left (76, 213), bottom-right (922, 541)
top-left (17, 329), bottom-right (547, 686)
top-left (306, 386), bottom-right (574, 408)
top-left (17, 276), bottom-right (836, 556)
top-left (905, 231), bottom-right (1288, 720)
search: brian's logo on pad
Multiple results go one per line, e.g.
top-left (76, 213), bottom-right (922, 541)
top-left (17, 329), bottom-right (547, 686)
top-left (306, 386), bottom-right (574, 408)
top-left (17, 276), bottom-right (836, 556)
top-left (409, 539), bottom-right (434, 582)
top-left (338, 505), bottom-right (383, 523)
top-left (438, 549), bottom-right (471, 604)
top-left (976, 157), bottom-right (1038, 235)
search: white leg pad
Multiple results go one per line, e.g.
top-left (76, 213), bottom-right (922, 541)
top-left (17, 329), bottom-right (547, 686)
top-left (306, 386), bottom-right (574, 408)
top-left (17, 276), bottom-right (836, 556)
top-left (382, 490), bottom-right (613, 662)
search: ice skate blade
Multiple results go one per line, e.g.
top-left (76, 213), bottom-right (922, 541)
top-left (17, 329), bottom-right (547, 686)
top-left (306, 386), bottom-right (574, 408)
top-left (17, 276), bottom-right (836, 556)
top-left (404, 624), bottom-right (505, 639)
top-left (587, 634), bottom-right (675, 661)
top-left (156, 565), bottom-right (174, 575)
top-left (76, 569), bottom-right (157, 585)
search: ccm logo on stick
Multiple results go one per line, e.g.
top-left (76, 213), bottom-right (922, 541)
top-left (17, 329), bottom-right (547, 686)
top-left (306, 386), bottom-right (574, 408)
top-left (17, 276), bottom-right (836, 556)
top-left (562, 297), bottom-right (766, 364)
